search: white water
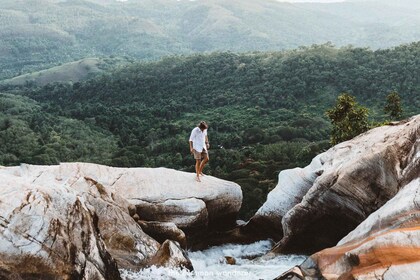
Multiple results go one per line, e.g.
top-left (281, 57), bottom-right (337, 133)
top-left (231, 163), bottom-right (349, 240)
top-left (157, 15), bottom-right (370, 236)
top-left (121, 240), bottom-right (306, 280)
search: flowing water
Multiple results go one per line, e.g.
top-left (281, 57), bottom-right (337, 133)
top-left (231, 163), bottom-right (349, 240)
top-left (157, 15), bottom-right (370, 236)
top-left (121, 240), bottom-right (306, 280)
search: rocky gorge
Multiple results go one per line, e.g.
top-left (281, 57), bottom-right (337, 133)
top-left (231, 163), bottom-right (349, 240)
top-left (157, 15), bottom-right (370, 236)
top-left (0, 114), bottom-right (419, 279)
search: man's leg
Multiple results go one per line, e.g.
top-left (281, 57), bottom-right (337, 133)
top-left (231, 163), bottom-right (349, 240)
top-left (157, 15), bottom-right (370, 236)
top-left (199, 153), bottom-right (209, 176)
top-left (195, 159), bottom-right (202, 182)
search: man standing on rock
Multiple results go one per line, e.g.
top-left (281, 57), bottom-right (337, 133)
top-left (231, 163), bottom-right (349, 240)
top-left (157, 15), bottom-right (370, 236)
top-left (189, 121), bottom-right (210, 182)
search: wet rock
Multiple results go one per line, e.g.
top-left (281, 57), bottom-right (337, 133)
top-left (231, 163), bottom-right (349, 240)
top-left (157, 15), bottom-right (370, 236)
top-left (149, 240), bottom-right (193, 271)
top-left (274, 266), bottom-right (304, 280)
top-left (224, 256), bottom-right (236, 265)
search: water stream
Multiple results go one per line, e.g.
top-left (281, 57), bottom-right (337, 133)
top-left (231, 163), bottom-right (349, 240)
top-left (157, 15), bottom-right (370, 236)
top-left (121, 240), bottom-right (306, 279)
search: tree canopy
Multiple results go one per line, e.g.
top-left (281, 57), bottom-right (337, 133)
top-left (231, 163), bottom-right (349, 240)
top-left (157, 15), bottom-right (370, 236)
top-left (326, 93), bottom-right (369, 145)
top-left (384, 91), bottom-right (403, 120)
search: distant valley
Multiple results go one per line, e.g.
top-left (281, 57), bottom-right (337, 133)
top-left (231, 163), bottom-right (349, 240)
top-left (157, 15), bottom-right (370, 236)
top-left (1, 0), bottom-right (420, 79)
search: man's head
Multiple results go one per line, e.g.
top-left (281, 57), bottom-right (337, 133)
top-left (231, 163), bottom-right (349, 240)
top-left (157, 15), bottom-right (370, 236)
top-left (198, 121), bottom-right (208, 131)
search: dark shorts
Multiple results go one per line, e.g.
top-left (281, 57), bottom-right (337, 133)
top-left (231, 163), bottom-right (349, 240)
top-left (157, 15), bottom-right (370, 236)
top-left (193, 149), bottom-right (208, 160)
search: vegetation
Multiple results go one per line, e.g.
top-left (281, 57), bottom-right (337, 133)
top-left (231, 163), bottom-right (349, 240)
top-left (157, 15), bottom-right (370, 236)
top-left (1, 0), bottom-right (420, 79)
top-left (0, 57), bottom-right (134, 87)
top-left (0, 93), bottom-right (117, 165)
top-left (384, 92), bottom-right (403, 120)
top-left (1, 43), bottom-right (420, 218)
top-left (326, 94), bottom-right (369, 145)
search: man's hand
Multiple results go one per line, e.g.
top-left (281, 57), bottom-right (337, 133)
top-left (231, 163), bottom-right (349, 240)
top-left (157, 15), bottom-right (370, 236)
top-left (190, 148), bottom-right (194, 154)
top-left (206, 143), bottom-right (210, 149)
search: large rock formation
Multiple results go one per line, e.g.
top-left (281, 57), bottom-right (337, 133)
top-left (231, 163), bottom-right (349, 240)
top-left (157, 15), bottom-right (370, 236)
top-left (0, 172), bottom-right (121, 280)
top-left (245, 156), bottom-right (324, 241)
top-left (103, 166), bottom-right (242, 248)
top-left (0, 163), bottom-right (242, 278)
top-left (108, 167), bottom-right (242, 232)
top-left (276, 178), bottom-right (420, 280)
top-left (1, 163), bottom-right (161, 271)
top-left (248, 115), bottom-right (419, 254)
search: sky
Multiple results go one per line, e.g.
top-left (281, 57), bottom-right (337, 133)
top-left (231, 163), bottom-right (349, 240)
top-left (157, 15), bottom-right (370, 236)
top-left (278, 0), bottom-right (347, 2)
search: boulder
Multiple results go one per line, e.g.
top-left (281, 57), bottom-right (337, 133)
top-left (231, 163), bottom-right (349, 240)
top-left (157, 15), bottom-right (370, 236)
top-left (0, 162), bottom-right (241, 272)
top-left (245, 155), bottom-right (324, 241)
top-left (0, 173), bottom-right (121, 279)
top-left (276, 178), bottom-right (420, 280)
top-left (109, 167), bottom-right (242, 233)
top-left (224, 256), bottom-right (236, 265)
top-left (10, 163), bottom-right (242, 237)
top-left (274, 266), bottom-right (304, 280)
top-left (148, 240), bottom-right (193, 271)
top-left (1, 164), bottom-right (160, 270)
top-left (138, 221), bottom-right (187, 249)
top-left (249, 115), bottom-right (420, 254)
top-left (134, 198), bottom-right (208, 231)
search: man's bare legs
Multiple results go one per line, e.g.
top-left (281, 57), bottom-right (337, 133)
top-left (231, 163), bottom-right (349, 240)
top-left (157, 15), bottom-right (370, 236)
top-left (199, 154), bottom-right (209, 177)
top-left (195, 159), bottom-right (202, 182)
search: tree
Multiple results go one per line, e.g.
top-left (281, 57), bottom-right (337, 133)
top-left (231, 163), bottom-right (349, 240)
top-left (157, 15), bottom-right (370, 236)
top-left (326, 93), bottom-right (369, 145)
top-left (384, 91), bottom-right (402, 120)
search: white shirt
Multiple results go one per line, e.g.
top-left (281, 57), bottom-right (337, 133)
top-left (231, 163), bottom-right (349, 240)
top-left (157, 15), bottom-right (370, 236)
top-left (189, 127), bottom-right (207, 152)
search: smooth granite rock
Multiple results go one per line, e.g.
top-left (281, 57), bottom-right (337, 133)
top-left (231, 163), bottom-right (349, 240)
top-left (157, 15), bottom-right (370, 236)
top-left (249, 115), bottom-right (419, 254)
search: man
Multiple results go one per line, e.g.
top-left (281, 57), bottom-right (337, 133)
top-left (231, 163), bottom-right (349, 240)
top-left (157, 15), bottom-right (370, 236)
top-left (189, 121), bottom-right (210, 182)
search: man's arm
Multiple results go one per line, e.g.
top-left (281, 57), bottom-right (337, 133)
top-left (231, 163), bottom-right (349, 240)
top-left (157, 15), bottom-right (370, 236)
top-left (189, 140), bottom-right (194, 153)
top-left (189, 129), bottom-right (195, 153)
top-left (205, 135), bottom-right (209, 149)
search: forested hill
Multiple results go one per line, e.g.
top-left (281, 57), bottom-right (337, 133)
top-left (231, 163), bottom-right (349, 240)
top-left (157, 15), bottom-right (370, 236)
top-left (28, 43), bottom-right (420, 115)
top-left (3, 43), bottom-right (420, 218)
top-left (1, 0), bottom-right (420, 79)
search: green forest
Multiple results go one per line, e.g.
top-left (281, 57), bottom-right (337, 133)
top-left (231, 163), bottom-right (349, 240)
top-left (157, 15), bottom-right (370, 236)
top-left (1, 43), bottom-right (419, 218)
top-left (1, 0), bottom-right (420, 80)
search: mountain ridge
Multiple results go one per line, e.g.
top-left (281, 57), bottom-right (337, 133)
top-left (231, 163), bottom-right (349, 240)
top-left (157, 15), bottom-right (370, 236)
top-left (1, 0), bottom-right (420, 79)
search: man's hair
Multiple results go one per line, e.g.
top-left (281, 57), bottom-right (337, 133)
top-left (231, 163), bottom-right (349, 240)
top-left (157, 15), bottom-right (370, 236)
top-left (198, 121), bottom-right (208, 130)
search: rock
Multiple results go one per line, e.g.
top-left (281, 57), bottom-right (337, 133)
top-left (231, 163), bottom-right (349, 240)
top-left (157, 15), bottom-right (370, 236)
top-left (299, 178), bottom-right (420, 280)
top-left (249, 115), bottom-right (419, 254)
top-left (107, 166), bottom-right (242, 248)
top-left (245, 155), bottom-right (324, 241)
top-left (6, 163), bottom-right (242, 243)
top-left (0, 162), bottom-right (241, 271)
top-left (274, 266), bottom-right (304, 280)
top-left (236, 220), bottom-right (246, 226)
top-left (111, 167), bottom-right (242, 233)
top-left (138, 221), bottom-right (187, 249)
top-left (0, 164), bottom-right (160, 270)
top-left (0, 173), bottom-right (121, 279)
top-left (134, 198), bottom-right (208, 231)
top-left (77, 177), bottom-right (160, 270)
top-left (224, 256), bottom-right (236, 265)
top-left (132, 214), bottom-right (140, 221)
top-left (148, 240), bottom-right (193, 271)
